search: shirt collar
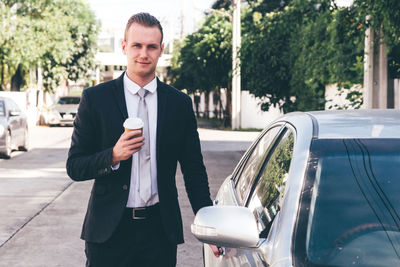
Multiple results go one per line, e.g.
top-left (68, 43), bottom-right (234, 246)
top-left (123, 72), bottom-right (157, 95)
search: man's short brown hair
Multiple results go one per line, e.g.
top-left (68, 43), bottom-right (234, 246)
top-left (124, 12), bottom-right (163, 44)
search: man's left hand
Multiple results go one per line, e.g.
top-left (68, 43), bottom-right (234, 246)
top-left (209, 244), bottom-right (224, 257)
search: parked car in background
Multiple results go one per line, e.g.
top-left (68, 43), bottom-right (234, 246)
top-left (0, 97), bottom-right (29, 159)
top-left (48, 96), bottom-right (80, 126)
top-left (192, 110), bottom-right (400, 267)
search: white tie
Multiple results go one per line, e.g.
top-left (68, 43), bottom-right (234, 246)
top-left (137, 88), bottom-right (152, 204)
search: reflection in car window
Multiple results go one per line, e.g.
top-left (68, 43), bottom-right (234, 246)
top-left (247, 130), bottom-right (294, 237)
top-left (58, 97), bottom-right (80, 105)
top-left (235, 126), bottom-right (281, 204)
top-left (304, 139), bottom-right (400, 266)
top-left (0, 101), bottom-right (5, 116)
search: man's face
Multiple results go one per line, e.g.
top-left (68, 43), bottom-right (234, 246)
top-left (122, 23), bottom-right (164, 82)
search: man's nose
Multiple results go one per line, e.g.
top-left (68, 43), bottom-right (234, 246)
top-left (139, 47), bottom-right (148, 58)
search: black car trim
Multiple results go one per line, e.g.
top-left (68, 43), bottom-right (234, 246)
top-left (231, 123), bottom-right (285, 205)
top-left (292, 140), bottom-right (319, 267)
top-left (305, 112), bottom-right (319, 139)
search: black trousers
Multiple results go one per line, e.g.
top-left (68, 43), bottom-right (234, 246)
top-left (85, 206), bottom-right (177, 267)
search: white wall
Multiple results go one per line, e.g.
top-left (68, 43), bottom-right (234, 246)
top-left (240, 91), bottom-right (281, 129)
top-left (325, 84), bottom-right (363, 110)
top-left (394, 79), bottom-right (400, 109)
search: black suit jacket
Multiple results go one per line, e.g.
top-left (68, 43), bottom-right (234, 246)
top-left (66, 73), bottom-right (212, 244)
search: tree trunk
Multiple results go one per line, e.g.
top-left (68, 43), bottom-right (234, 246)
top-left (204, 91), bottom-right (210, 118)
top-left (11, 64), bottom-right (25, 91)
top-left (213, 87), bottom-right (221, 119)
top-left (224, 83), bottom-right (232, 127)
top-left (218, 89), bottom-right (224, 120)
top-left (0, 55), bottom-right (4, 91)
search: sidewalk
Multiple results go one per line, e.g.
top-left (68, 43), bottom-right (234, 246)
top-left (0, 126), bottom-right (261, 267)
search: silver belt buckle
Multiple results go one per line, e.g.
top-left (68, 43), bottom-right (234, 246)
top-left (132, 207), bottom-right (146, 220)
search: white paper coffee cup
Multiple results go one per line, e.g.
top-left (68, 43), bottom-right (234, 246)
top-left (123, 118), bottom-right (144, 135)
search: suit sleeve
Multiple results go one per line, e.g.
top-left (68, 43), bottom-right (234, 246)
top-left (178, 96), bottom-right (213, 214)
top-left (66, 89), bottom-right (114, 181)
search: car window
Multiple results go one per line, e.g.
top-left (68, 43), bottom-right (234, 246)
top-left (247, 129), bottom-right (294, 237)
top-left (0, 100), bottom-right (5, 116)
top-left (58, 97), bottom-right (80, 105)
top-left (297, 138), bottom-right (400, 266)
top-left (235, 126), bottom-right (282, 204)
top-left (9, 99), bottom-right (20, 112)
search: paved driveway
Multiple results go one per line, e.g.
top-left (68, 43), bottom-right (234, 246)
top-left (0, 126), bottom-right (260, 267)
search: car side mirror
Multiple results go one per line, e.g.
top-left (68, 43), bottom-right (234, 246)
top-left (9, 110), bottom-right (20, 117)
top-left (191, 206), bottom-right (260, 248)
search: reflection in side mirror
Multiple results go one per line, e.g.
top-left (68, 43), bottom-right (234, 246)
top-left (191, 206), bottom-right (259, 248)
top-left (9, 110), bottom-right (20, 117)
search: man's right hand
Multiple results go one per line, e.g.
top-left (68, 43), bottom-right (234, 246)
top-left (112, 130), bottom-right (144, 165)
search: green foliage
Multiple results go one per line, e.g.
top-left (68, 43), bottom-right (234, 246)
top-left (353, 0), bottom-right (400, 50)
top-left (247, 0), bottom-right (292, 13)
top-left (169, 12), bottom-right (232, 93)
top-left (258, 132), bottom-right (293, 210)
top-left (241, 0), bottom-right (365, 112)
top-left (389, 46), bottom-right (400, 79)
top-left (212, 0), bottom-right (232, 10)
top-left (171, 0), bottom-right (399, 113)
top-left (0, 0), bottom-right (99, 92)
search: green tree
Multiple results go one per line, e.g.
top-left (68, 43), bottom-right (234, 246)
top-left (0, 0), bottom-right (98, 92)
top-left (41, 0), bottom-right (99, 93)
top-left (241, 0), bottom-right (365, 112)
top-left (353, 0), bottom-right (400, 50)
top-left (169, 12), bottom-right (232, 119)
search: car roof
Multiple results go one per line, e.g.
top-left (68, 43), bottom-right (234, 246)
top-left (277, 109), bottom-right (400, 139)
top-left (306, 109), bottom-right (400, 139)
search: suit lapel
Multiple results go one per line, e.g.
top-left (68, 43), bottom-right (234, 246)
top-left (112, 73), bottom-right (128, 120)
top-left (156, 79), bottom-right (168, 156)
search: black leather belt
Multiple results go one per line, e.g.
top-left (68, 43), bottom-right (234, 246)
top-left (126, 203), bottom-right (160, 220)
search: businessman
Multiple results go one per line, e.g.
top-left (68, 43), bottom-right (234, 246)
top-left (67, 12), bottom-right (213, 266)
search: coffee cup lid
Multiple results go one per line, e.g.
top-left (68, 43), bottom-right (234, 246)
top-left (123, 117), bottom-right (143, 129)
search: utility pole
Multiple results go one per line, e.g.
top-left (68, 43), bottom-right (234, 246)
top-left (232, 0), bottom-right (241, 130)
top-left (363, 23), bottom-right (389, 108)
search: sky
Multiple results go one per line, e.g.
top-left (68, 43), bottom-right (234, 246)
top-left (86, 0), bottom-right (216, 43)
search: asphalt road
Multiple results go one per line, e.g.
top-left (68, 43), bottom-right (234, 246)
top-left (0, 125), bottom-right (259, 267)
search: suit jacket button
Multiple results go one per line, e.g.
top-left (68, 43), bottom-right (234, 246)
top-left (122, 185), bottom-right (128, 190)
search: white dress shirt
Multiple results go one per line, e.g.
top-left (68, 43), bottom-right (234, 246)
top-left (123, 73), bottom-right (159, 208)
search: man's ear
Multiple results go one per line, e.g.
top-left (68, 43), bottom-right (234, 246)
top-left (160, 43), bottom-right (164, 57)
top-left (122, 40), bottom-right (127, 55)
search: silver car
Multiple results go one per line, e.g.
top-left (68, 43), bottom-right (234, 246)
top-left (192, 110), bottom-right (400, 266)
top-left (48, 96), bottom-right (80, 126)
top-left (0, 97), bottom-right (29, 159)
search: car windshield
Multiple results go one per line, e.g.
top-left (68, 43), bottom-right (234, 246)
top-left (0, 100), bottom-right (4, 116)
top-left (57, 97), bottom-right (80, 105)
top-left (296, 138), bottom-right (400, 266)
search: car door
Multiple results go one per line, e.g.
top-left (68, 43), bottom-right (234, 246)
top-left (244, 129), bottom-right (294, 266)
top-left (7, 99), bottom-right (23, 144)
top-left (203, 123), bottom-right (290, 266)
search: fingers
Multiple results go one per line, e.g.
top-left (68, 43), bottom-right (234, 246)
top-left (209, 244), bottom-right (221, 258)
top-left (122, 130), bottom-right (142, 140)
top-left (112, 131), bottom-right (147, 164)
top-left (124, 140), bottom-right (144, 151)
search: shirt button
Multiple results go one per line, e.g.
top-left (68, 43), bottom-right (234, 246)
top-left (122, 185), bottom-right (128, 190)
